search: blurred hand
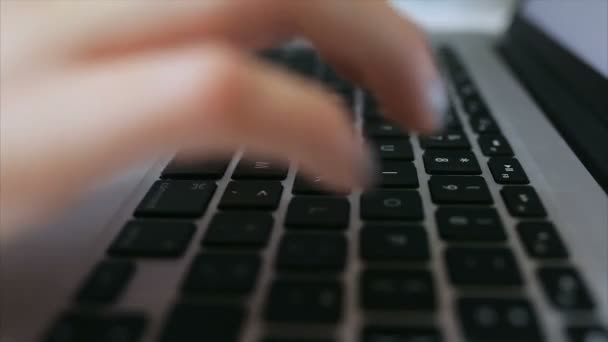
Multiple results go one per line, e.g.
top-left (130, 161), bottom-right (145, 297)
top-left (0, 0), bottom-right (446, 231)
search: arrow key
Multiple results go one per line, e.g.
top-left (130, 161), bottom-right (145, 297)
top-left (219, 181), bottom-right (282, 210)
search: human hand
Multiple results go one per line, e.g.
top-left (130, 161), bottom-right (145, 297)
top-left (0, 0), bottom-right (446, 231)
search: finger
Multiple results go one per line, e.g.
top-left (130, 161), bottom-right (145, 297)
top-left (6, 1), bottom-right (446, 133)
top-left (90, 1), bottom-right (446, 133)
top-left (1, 44), bottom-right (372, 220)
top-left (286, 1), bottom-right (447, 133)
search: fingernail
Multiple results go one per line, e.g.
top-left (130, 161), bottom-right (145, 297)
top-left (424, 76), bottom-right (449, 132)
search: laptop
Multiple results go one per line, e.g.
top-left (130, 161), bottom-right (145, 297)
top-left (1, 1), bottom-right (607, 341)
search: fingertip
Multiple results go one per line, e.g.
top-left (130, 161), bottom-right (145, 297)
top-left (355, 140), bottom-right (379, 189)
top-left (419, 76), bottom-right (449, 134)
top-left (394, 72), bottom-right (449, 135)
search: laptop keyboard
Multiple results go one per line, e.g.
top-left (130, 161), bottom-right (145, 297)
top-left (43, 46), bottom-right (607, 342)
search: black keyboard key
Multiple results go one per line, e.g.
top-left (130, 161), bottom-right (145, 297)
top-left (292, 172), bottom-right (349, 195)
top-left (134, 180), bottom-right (216, 217)
top-left (258, 49), bottom-right (285, 64)
top-left (378, 161), bottom-right (419, 188)
top-left (233, 156), bottom-right (288, 180)
top-left (450, 68), bottom-right (471, 88)
top-left (360, 270), bottom-right (435, 310)
top-left (488, 158), bottom-right (529, 184)
top-left (108, 220), bottom-right (195, 257)
top-left (364, 109), bottom-right (386, 123)
top-left (470, 115), bottom-right (500, 134)
top-left (76, 260), bottom-right (135, 304)
top-left (372, 138), bottom-right (414, 160)
top-left (517, 222), bottom-right (568, 259)
top-left (429, 176), bottom-right (492, 204)
top-left (445, 248), bottom-right (522, 286)
top-left (478, 134), bottom-right (513, 156)
top-left (420, 131), bottom-right (470, 149)
top-left (285, 196), bottom-right (350, 229)
top-left (459, 298), bottom-right (542, 341)
top-left (438, 45), bottom-right (456, 61)
top-left (219, 181), bottom-right (282, 210)
top-left (501, 186), bottom-right (547, 217)
top-left (182, 253), bottom-right (260, 294)
top-left (322, 64), bottom-right (353, 93)
top-left (423, 150), bottom-right (481, 175)
top-left (286, 49), bottom-right (319, 78)
top-left (160, 303), bottom-right (244, 342)
top-left (203, 212), bottom-right (273, 248)
top-left (445, 109), bottom-right (463, 130)
top-left (363, 326), bottom-right (442, 342)
top-left (364, 121), bottom-right (407, 138)
top-left (363, 92), bottom-right (391, 123)
top-left (441, 44), bottom-right (463, 67)
top-left (364, 92), bottom-right (378, 111)
top-left (293, 173), bottom-right (324, 194)
top-left (444, 62), bottom-right (470, 88)
top-left (448, 64), bottom-right (469, 83)
top-left (276, 233), bottom-right (346, 271)
top-left (45, 313), bottom-right (146, 342)
top-left (360, 224), bottom-right (429, 261)
top-left (264, 281), bottom-right (342, 323)
top-left (538, 267), bottom-right (594, 311)
top-left (363, 108), bottom-right (381, 122)
top-left (436, 207), bottom-right (506, 241)
top-left (457, 82), bottom-right (478, 101)
top-left (360, 190), bottom-right (423, 221)
top-left (567, 326), bottom-right (608, 342)
top-left (462, 97), bottom-right (491, 117)
top-left (161, 156), bottom-right (230, 180)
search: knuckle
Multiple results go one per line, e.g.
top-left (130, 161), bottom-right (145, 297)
top-left (184, 46), bottom-right (248, 132)
top-left (200, 47), bottom-right (247, 114)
